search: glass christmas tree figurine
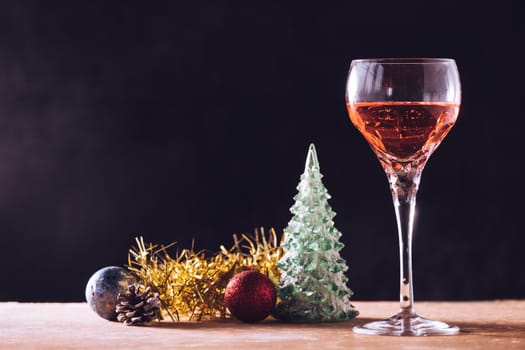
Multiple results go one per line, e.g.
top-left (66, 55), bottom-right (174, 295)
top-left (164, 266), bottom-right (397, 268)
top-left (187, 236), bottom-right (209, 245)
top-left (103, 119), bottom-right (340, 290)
top-left (274, 143), bottom-right (358, 322)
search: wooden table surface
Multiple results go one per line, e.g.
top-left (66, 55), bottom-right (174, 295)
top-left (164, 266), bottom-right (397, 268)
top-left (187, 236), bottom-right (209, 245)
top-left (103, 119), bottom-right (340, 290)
top-left (1, 300), bottom-right (524, 349)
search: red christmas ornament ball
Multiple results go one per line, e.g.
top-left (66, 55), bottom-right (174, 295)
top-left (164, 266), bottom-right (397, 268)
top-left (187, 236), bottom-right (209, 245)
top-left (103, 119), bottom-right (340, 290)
top-left (225, 270), bottom-right (277, 323)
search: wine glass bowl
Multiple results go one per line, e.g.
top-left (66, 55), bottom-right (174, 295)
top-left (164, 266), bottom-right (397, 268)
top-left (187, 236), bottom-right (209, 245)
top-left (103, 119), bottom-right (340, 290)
top-left (345, 58), bottom-right (461, 336)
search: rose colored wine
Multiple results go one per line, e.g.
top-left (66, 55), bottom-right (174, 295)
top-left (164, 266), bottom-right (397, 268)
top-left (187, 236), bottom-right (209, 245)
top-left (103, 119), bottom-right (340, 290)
top-left (347, 102), bottom-right (459, 161)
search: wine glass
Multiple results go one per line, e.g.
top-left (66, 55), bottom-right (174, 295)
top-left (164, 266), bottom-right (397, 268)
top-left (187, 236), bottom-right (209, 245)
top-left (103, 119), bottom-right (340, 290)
top-left (345, 58), bottom-right (461, 336)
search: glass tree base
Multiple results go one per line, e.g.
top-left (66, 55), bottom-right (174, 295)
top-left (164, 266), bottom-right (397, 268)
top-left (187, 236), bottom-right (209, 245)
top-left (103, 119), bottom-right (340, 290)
top-left (353, 312), bottom-right (459, 336)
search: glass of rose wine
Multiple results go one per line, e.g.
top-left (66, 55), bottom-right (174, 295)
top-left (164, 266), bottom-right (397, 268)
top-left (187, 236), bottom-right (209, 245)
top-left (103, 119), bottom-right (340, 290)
top-left (345, 58), bottom-right (461, 336)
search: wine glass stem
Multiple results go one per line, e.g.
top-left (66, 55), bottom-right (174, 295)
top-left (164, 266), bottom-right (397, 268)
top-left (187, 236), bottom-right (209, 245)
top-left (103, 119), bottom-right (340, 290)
top-left (388, 166), bottom-right (423, 315)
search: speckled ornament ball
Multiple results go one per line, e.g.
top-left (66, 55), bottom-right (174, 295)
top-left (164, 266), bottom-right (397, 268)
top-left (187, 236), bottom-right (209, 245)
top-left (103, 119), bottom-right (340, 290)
top-left (225, 270), bottom-right (277, 323)
top-left (85, 266), bottom-right (137, 321)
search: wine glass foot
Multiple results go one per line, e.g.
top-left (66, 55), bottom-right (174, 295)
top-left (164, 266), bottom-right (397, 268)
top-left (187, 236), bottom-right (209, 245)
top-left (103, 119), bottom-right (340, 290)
top-left (353, 312), bottom-right (459, 336)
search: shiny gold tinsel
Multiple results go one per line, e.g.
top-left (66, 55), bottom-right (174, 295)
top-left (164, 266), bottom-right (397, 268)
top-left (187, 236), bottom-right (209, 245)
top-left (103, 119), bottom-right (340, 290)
top-left (127, 228), bottom-right (283, 321)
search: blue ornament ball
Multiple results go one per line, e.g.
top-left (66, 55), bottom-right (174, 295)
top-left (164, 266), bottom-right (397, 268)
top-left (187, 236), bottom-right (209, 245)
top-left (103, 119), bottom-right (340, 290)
top-left (85, 266), bottom-right (137, 321)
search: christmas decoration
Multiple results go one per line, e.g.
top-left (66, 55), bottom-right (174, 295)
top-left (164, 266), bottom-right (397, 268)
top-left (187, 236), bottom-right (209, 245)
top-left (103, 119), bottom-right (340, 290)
top-left (274, 143), bottom-right (358, 322)
top-left (224, 270), bottom-right (277, 323)
top-left (116, 284), bottom-right (161, 326)
top-left (127, 227), bottom-right (283, 321)
top-left (85, 266), bottom-right (137, 321)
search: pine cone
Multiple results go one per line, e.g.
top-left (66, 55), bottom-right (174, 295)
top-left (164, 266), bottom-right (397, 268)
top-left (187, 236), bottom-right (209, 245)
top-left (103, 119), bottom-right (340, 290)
top-left (116, 284), bottom-right (161, 326)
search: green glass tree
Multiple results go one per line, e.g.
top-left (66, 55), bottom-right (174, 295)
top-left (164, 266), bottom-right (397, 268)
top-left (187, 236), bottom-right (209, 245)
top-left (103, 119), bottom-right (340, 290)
top-left (274, 143), bottom-right (358, 322)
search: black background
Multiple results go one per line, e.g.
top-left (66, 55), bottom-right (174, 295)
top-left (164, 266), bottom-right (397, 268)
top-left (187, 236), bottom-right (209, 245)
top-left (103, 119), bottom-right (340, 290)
top-left (1, 1), bottom-right (523, 302)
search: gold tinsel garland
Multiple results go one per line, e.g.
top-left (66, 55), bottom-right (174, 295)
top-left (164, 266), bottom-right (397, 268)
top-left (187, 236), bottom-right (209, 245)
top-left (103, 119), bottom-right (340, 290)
top-left (127, 228), bottom-right (283, 321)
